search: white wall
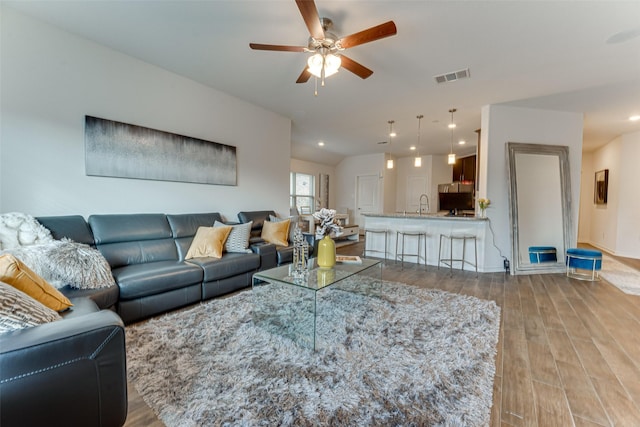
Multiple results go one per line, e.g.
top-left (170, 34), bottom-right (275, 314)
top-left (0, 6), bottom-right (291, 221)
top-left (382, 156), bottom-right (397, 214)
top-left (580, 131), bottom-right (640, 258)
top-left (578, 151), bottom-right (593, 243)
top-left (617, 132), bottom-right (640, 257)
top-left (480, 105), bottom-right (584, 272)
top-left (394, 155), bottom-right (448, 214)
top-left (335, 153), bottom-right (385, 224)
top-left (289, 158), bottom-right (336, 210)
top-left (583, 137), bottom-right (621, 252)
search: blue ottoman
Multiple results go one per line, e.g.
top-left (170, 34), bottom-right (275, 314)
top-left (566, 248), bottom-right (602, 281)
top-left (529, 246), bottom-right (557, 263)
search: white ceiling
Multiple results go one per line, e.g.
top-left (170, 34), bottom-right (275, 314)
top-left (6, 0), bottom-right (640, 165)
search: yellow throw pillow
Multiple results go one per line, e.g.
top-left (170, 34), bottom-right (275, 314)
top-left (261, 219), bottom-right (290, 246)
top-left (0, 254), bottom-right (73, 312)
top-left (185, 226), bottom-right (232, 259)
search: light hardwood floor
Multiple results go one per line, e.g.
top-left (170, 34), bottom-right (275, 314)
top-left (124, 240), bottom-right (640, 426)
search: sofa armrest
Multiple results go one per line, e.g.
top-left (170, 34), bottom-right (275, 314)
top-left (1, 310), bottom-right (127, 427)
top-left (251, 242), bottom-right (277, 271)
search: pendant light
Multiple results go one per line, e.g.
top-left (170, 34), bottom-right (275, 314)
top-left (414, 115), bottom-right (424, 167)
top-left (386, 120), bottom-right (395, 169)
top-left (448, 108), bottom-right (457, 165)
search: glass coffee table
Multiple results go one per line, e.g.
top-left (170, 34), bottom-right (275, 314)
top-left (252, 258), bottom-right (382, 350)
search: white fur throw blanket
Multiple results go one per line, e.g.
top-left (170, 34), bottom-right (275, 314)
top-left (0, 212), bottom-right (54, 250)
top-left (2, 239), bottom-right (116, 290)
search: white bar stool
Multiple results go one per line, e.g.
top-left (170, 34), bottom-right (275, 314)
top-left (363, 228), bottom-right (388, 261)
top-left (395, 230), bottom-right (428, 269)
top-left (438, 234), bottom-right (478, 276)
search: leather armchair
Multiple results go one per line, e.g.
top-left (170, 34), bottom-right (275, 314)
top-left (0, 298), bottom-right (127, 427)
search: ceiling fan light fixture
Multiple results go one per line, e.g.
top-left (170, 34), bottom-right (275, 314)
top-left (307, 53), bottom-right (324, 77)
top-left (629, 115), bottom-right (640, 122)
top-left (250, 2), bottom-right (397, 92)
top-left (325, 53), bottom-right (341, 74)
top-left (307, 52), bottom-right (341, 78)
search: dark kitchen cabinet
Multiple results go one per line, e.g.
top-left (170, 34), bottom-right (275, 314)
top-left (452, 155), bottom-right (476, 183)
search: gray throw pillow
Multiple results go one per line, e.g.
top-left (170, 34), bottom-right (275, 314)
top-left (2, 239), bottom-right (115, 290)
top-left (0, 281), bottom-right (61, 333)
top-left (214, 221), bottom-right (253, 253)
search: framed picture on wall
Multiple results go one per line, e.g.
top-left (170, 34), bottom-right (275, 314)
top-left (594, 169), bottom-right (609, 205)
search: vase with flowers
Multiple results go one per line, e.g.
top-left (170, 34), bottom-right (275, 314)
top-left (478, 198), bottom-right (491, 218)
top-left (312, 208), bottom-right (343, 268)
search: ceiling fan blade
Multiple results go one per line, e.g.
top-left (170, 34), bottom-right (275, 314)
top-left (340, 55), bottom-right (373, 79)
top-left (296, 0), bottom-right (325, 40)
top-left (296, 68), bottom-right (312, 84)
top-left (249, 43), bottom-right (306, 52)
top-left (338, 21), bottom-right (397, 49)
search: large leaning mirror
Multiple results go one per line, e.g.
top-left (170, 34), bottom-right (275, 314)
top-left (506, 143), bottom-right (573, 275)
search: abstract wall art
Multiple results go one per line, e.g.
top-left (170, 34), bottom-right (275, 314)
top-left (85, 116), bottom-right (237, 185)
top-left (594, 169), bottom-right (608, 205)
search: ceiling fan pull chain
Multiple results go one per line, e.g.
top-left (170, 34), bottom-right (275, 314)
top-left (314, 77), bottom-right (318, 97)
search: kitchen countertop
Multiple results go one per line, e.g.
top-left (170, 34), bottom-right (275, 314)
top-left (364, 212), bottom-right (487, 221)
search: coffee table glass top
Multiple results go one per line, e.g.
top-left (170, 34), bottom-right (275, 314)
top-left (252, 257), bottom-right (383, 350)
top-left (253, 258), bottom-right (381, 291)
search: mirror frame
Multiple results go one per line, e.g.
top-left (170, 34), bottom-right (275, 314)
top-left (506, 142), bottom-right (573, 275)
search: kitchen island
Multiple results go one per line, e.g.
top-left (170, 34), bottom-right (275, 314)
top-left (363, 213), bottom-right (489, 272)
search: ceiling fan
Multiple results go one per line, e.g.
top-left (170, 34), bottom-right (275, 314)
top-left (249, 0), bottom-right (397, 89)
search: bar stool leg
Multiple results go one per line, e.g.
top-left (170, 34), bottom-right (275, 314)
top-left (384, 231), bottom-right (388, 262)
top-left (401, 233), bottom-right (406, 269)
top-left (461, 238), bottom-right (467, 271)
top-left (473, 237), bottom-right (478, 276)
top-left (395, 231), bottom-right (399, 265)
top-left (449, 236), bottom-right (453, 275)
top-left (423, 234), bottom-right (427, 268)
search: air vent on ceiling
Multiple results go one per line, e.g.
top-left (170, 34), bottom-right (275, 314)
top-left (434, 68), bottom-right (470, 84)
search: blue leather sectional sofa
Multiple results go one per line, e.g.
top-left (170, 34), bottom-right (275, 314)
top-left (39, 211), bottom-right (287, 324)
top-left (1, 210), bottom-right (298, 427)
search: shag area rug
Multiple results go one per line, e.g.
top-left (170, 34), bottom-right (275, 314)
top-left (600, 254), bottom-right (640, 296)
top-left (126, 280), bottom-right (501, 426)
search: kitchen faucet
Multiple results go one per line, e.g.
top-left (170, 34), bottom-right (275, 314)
top-left (419, 194), bottom-right (429, 215)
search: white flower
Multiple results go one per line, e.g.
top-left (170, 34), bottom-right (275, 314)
top-left (312, 208), bottom-right (343, 239)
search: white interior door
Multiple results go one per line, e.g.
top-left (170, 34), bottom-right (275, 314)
top-left (355, 174), bottom-right (379, 226)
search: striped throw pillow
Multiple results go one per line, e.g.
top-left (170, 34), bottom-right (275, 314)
top-left (214, 221), bottom-right (253, 253)
top-left (0, 281), bottom-right (61, 333)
